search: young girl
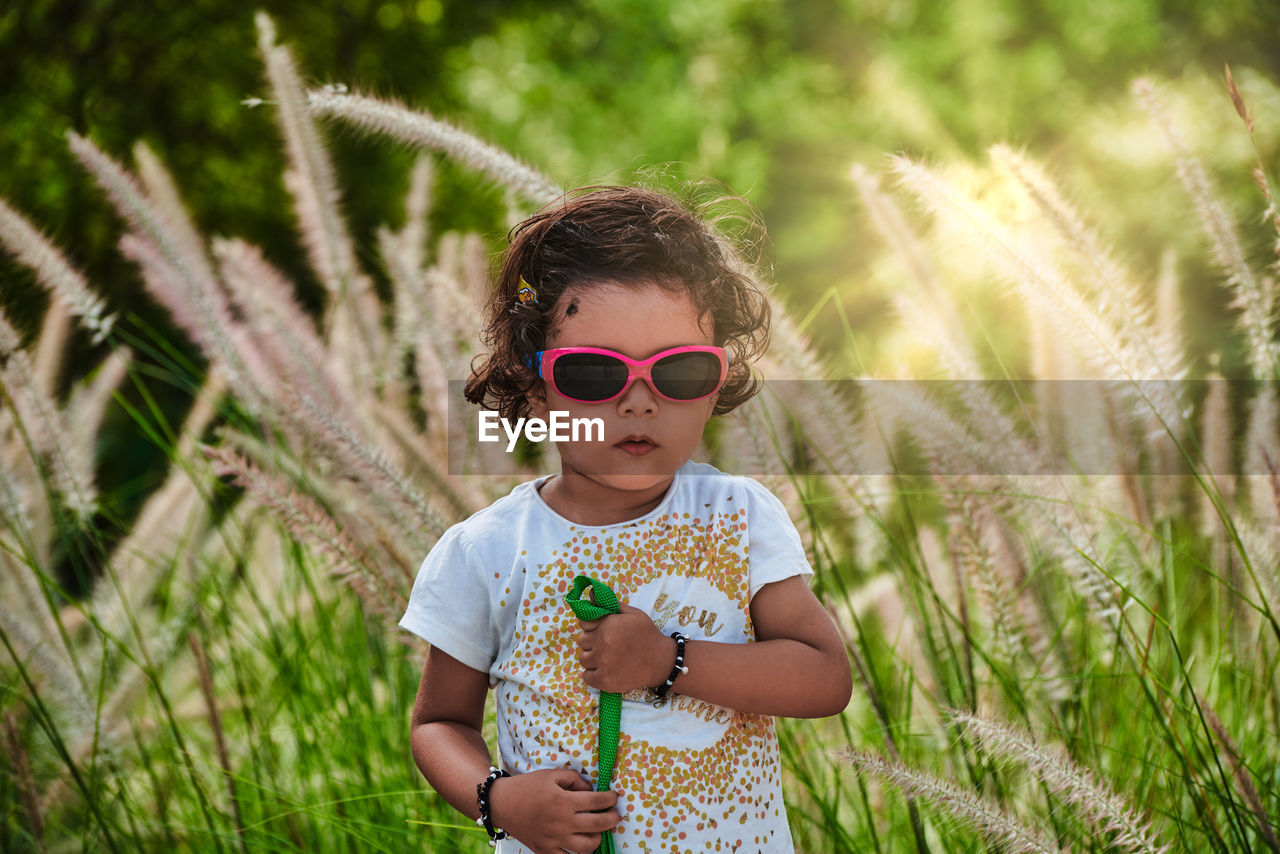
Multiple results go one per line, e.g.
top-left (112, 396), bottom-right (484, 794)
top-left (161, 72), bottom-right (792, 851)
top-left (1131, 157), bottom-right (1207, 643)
top-left (400, 186), bottom-right (852, 853)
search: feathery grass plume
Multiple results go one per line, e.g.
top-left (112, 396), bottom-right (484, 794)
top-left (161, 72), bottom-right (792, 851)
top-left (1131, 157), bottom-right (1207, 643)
top-left (888, 288), bottom-right (1056, 480)
top-left (1197, 698), bottom-right (1280, 854)
top-left (1238, 521), bottom-right (1280, 627)
top-left (214, 284), bottom-right (323, 409)
top-left (379, 226), bottom-right (419, 412)
top-left (326, 280), bottom-right (383, 406)
top-left (68, 132), bottom-right (262, 417)
top-left (0, 198), bottom-right (116, 343)
top-left (382, 155), bottom-right (436, 385)
top-left (66, 346), bottom-right (130, 448)
top-left (118, 231), bottom-right (207, 344)
top-left (457, 230), bottom-right (491, 307)
top-left (0, 555), bottom-right (95, 735)
top-left (1244, 384), bottom-right (1279, 529)
top-left (983, 511), bottom-right (1071, 704)
top-left (377, 215), bottom-right (448, 422)
top-left (1223, 64), bottom-right (1280, 278)
top-left (133, 143), bottom-right (290, 405)
top-left (994, 144), bottom-right (1182, 517)
top-left (420, 265), bottom-right (470, 372)
top-left (1199, 370), bottom-right (1236, 535)
top-left (1151, 246), bottom-right (1185, 518)
top-left (81, 372), bottom-right (224, 642)
top-left (990, 145), bottom-right (1188, 387)
top-left (378, 230), bottom-right (454, 455)
top-left (416, 238), bottom-right (485, 450)
top-left (381, 158), bottom-right (436, 357)
top-left (855, 159), bottom-right (1075, 545)
top-left (850, 162), bottom-right (947, 299)
top-left (257, 12), bottom-right (384, 402)
top-left (431, 231), bottom-right (492, 374)
top-left (844, 748), bottom-right (1062, 853)
top-left (370, 397), bottom-right (480, 524)
top-left (201, 444), bottom-right (406, 619)
top-left (72, 134), bottom-right (234, 342)
top-left (0, 401), bottom-right (52, 557)
top-left (305, 87), bottom-right (563, 207)
top-left (757, 306), bottom-right (883, 526)
top-left (1134, 77), bottom-right (1280, 380)
top-left (940, 484), bottom-right (1026, 659)
top-left (946, 708), bottom-right (1167, 854)
top-left (410, 314), bottom-right (454, 447)
top-left (132, 140), bottom-right (231, 319)
top-left (254, 13), bottom-right (356, 301)
top-left (1030, 307), bottom-right (1117, 479)
top-left (272, 381), bottom-right (445, 548)
top-left (428, 233), bottom-right (490, 363)
top-left (717, 387), bottom-right (788, 471)
top-left (860, 379), bottom-right (1016, 499)
top-left (423, 234), bottom-right (531, 478)
top-left (890, 155), bottom-right (1191, 448)
top-left (0, 308), bottom-right (97, 518)
top-left (31, 298), bottom-right (70, 401)
top-left (856, 161), bottom-right (1116, 502)
top-left (1198, 367), bottom-right (1245, 638)
top-left (211, 237), bottom-right (351, 406)
top-left (867, 379), bottom-right (1128, 644)
top-left (401, 155), bottom-right (434, 274)
top-left (886, 288), bottom-right (978, 379)
top-left (0, 425), bottom-right (33, 534)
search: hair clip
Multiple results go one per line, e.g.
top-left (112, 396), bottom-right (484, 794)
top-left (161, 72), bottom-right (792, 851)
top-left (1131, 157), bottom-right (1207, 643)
top-left (516, 277), bottom-right (539, 305)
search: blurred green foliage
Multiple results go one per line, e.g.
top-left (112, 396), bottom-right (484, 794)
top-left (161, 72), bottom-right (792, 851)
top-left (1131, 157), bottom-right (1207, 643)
top-left (2, 0), bottom-right (1278, 558)
top-left (3, 0), bottom-right (1277, 353)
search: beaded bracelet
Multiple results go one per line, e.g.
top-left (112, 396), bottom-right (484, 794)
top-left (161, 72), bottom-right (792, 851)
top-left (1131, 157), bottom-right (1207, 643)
top-left (475, 765), bottom-right (510, 845)
top-left (652, 631), bottom-right (690, 698)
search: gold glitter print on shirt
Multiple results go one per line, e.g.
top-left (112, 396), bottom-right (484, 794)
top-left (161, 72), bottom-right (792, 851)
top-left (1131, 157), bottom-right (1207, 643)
top-left (496, 501), bottom-right (787, 851)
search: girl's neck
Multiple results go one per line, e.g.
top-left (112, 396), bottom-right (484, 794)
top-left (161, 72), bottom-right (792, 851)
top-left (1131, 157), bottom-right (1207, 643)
top-left (536, 470), bottom-right (676, 526)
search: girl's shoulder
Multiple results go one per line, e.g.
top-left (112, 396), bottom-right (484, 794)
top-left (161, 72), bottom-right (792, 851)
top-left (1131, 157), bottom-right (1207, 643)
top-left (430, 477), bottom-right (547, 556)
top-left (678, 460), bottom-right (785, 507)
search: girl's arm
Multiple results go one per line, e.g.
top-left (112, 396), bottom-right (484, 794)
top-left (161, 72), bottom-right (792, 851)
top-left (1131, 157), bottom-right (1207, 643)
top-left (575, 575), bottom-right (852, 718)
top-left (411, 647), bottom-right (621, 853)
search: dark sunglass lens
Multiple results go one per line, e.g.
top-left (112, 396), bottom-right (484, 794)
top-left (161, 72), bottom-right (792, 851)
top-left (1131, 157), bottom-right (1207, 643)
top-left (651, 351), bottom-right (722, 400)
top-left (553, 353), bottom-right (629, 400)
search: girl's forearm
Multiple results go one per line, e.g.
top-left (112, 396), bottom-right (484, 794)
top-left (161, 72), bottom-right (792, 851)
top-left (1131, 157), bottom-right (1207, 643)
top-left (668, 635), bottom-right (852, 718)
top-left (411, 718), bottom-right (623, 849)
top-left (410, 719), bottom-right (494, 821)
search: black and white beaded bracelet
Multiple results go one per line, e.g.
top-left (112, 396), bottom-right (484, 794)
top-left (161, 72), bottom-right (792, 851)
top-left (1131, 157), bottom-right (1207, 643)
top-left (475, 765), bottom-right (510, 845)
top-left (652, 631), bottom-right (690, 698)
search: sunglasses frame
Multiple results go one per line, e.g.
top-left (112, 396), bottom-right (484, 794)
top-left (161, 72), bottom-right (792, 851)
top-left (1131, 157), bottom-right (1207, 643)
top-left (524, 345), bottom-right (730, 404)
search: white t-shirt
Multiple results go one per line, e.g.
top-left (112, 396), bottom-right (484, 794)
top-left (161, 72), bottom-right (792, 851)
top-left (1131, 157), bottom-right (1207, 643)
top-left (399, 460), bottom-right (814, 853)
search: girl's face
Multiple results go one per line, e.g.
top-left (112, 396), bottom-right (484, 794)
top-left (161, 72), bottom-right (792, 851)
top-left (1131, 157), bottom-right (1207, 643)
top-left (526, 280), bottom-right (719, 499)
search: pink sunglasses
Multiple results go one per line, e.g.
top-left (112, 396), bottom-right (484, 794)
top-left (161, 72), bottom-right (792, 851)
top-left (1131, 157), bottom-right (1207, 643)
top-left (522, 345), bottom-right (729, 403)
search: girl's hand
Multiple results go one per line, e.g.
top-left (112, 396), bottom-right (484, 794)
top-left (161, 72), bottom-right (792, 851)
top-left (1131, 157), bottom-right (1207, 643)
top-left (488, 767), bottom-right (620, 854)
top-left (576, 604), bottom-right (672, 693)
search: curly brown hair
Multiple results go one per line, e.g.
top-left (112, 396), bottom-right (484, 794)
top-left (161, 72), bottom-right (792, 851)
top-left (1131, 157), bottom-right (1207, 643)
top-left (463, 185), bottom-right (773, 422)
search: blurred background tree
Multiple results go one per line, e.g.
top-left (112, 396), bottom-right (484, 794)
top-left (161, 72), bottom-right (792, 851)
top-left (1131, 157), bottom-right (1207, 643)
top-left (2, 0), bottom-right (1278, 567)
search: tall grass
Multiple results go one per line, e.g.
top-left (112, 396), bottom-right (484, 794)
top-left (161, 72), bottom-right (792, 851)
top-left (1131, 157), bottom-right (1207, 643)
top-left (1, 14), bottom-right (1277, 853)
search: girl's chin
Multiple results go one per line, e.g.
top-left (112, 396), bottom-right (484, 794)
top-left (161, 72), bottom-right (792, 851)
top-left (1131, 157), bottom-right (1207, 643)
top-left (581, 471), bottom-right (675, 492)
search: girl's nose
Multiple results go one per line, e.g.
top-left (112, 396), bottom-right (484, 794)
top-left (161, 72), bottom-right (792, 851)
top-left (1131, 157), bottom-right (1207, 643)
top-left (617, 375), bottom-right (659, 415)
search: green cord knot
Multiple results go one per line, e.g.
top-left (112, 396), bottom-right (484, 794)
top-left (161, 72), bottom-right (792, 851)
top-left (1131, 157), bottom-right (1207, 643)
top-left (564, 574), bottom-right (622, 854)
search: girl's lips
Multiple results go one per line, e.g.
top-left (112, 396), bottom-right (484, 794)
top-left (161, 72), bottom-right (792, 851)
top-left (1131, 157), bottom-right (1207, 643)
top-left (615, 438), bottom-right (657, 455)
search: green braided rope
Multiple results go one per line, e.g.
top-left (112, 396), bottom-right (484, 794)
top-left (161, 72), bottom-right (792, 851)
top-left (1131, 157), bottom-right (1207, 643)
top-left (564, 575), bottom-right (621, 854)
